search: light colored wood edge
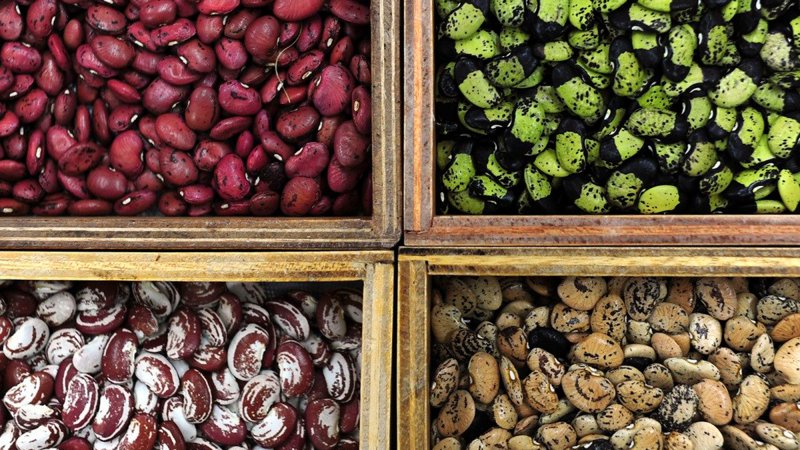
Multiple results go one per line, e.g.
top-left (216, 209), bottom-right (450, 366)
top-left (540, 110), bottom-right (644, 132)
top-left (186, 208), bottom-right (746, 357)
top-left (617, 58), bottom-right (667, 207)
top-left (397, 259), bottom-right (430, 450)
top-left (403, 215), bottom-right (800, 246)
top-left (403, 0), bottom-right (435, 232)
top-left (371, 0), bottom-right (403, 244)
top-left (397, 247), bottom-right (800, 449)
top-left (360, 262), bottom-right (395, 449)
top-left (0, 251), bottom-right (394, 281)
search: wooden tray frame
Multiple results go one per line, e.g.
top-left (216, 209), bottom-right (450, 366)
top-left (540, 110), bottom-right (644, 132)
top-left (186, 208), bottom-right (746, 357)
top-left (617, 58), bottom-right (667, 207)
top-left (396, 247), bottom-right (800, 449)
top-left (0, 0), bottom-right (401, 250)
top-left (0, 250), bottom-right (395, 449)
top-left (403, 0), bottom-right (800, 246)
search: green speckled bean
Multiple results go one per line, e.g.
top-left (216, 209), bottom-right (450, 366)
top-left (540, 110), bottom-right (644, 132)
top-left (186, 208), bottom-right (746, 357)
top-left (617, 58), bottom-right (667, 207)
top-left (778, 169), bottom-right (800, 212)
top-left (638, 185), bottom-right (681, 214)
top-left (440, 0), bottom-right (490, 40)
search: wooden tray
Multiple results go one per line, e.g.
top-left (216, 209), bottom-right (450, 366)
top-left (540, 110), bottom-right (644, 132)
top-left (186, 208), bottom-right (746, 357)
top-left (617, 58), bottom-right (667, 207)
top-left (403, 0), bottom-right (800, 247)
top-left (396, 246), bottom-right (800, 449)
top-left (0, 250), bottom-right (395, 449)
top-left (0, 0), bottom-right (401, 250)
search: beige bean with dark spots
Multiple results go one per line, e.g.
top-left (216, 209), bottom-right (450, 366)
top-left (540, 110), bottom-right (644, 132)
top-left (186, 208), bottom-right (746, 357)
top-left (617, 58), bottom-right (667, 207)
top-left (644, 363), bottom-right (674, 390)
top-left (685, 421), bottom-right (724, 450)
top-left (590, 294), bottom-right (627, 342)
top-left (432, 358), bottom-right (461, 408)
top-left (693, 379), bottom-right (733, 426)
top-left (536, 422), bottom-right (577, 450)
top-left (616, 380), bottom-right (664, 414)
top-left (724, 316), bottom-right (767, 351)
top-left (468, 352), bottom-right (500, 404)
top-left (523, 370), bottom-right (559, 414)
top-left (696, 278), bottom-right (737, 321)
top-left (570, 332), bottom-right (624, 369)
top-left (557, 277), bottom-right (607, 311)
top-left (596, 403), bottom-right (634, 432)
top-left (773, 313), bottom-right (800, 343)
top-left (551, 303), bottom-right (591, 333)
top-left (733, 375), bottom-right (770, 425)
top-left (755, 422), bottom-right (800, 450)
top-left (624, 277), bottom-right (668, 321)
top-left (751, 333), bottom-right (775, 374)
top-left (650, 302), bottom-right (690, 333)
top-left (436, 389), bottom-right (476, 437)
top-left (689, 313), bottom-right (723, 355)
top-left (776, 337), bottom-right (800, 385)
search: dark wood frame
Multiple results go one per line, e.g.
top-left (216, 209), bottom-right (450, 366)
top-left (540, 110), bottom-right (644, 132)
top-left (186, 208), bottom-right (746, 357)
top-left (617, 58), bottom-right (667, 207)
top-left (396, 247), bottom-right (800, 449)
top-left (403, 0), bottom-right (800, 246)
top-left (0, 0), bottom-right (401, 250)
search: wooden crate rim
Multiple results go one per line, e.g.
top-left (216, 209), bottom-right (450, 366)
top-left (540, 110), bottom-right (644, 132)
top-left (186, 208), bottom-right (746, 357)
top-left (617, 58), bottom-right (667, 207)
top-left (0, 0), bottom-right (401, 250)
top-left (0, 250), bottom-right (394, 281)
top-left (402, 0), bottom-right (800, 246)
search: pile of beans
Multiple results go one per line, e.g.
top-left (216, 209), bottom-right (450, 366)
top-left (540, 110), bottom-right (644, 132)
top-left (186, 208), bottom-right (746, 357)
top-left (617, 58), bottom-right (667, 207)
top-left (0, 281), bottom-right (363, 449)
top-left (0, 0), bottom-right (372, 217)
top-left (434, 0), bottom-right (800, 215)
top-left (430, 275), bottom-right (800, 449)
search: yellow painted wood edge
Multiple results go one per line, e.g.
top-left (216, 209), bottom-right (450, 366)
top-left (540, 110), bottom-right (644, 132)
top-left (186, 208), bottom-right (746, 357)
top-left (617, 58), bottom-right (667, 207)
top-left (0, 251), bottom-right (394, 282)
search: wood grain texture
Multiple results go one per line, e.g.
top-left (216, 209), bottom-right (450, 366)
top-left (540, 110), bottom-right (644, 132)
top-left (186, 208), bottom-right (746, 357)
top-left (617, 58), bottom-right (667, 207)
top-left (395, 247), bottom-right (800, 449)
top-left (401, 0), bottom-right (800, 247)
top-left (0, 251), bottom-right (393, 281)
top-left (0, 0), bottom-right (401, 251)
top-left (397, 259), bottom-right (430, 450)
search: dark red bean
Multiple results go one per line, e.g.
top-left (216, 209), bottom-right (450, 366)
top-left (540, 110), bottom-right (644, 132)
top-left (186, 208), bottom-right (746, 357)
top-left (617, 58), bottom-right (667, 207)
top-left (213, 153), bottom-right (249, 201)
top-left (26, 0), bottom-right (58, 40)
top-left (193, 140), bottom-right (230, 171)
top-left (273, 0), bottom-right (325, 22)
top-left (158, 190), bottom-right (188, 215)
top-left (243, 15), bottom-right (280, 61)
top-left (140, 0), bottom-right (177, 28)
top-left (280, 176), bottom-right (321, 216)
top-left (218, 80), bottom-right (261, 115)
top-left (176, 39), bottom-right (216, 73)
top-left (197, 0), bottom-right (239, 16)
top-left (285, 142), bottom-right (329, 179)
top-left (109, 130), bottom-right (145, 178)
top-left (157, 56), bottom-right (202, 85)
top-left (1, 42), bottom-right (43, 74)
top-left (151, 18), bottom-right (196, 47)
top-left (91, 35), bottom-right (136, 69)
top-left (114, 189), bottom-right (157, 215)
top-left (215, 37), bottom-right (248, 71)
top-left (69, 198), bottom-right (114, 216)
top-left (297, 15), bottom-right (322, 52)
top-left (159, 148), bottom-right (199, 186)
top-left (223, 9), bottom-right (257, 39)
top-left (249, 190), bottom-right (279, 215)
top-left (209, 116), bottom-right (251, 140)
top-left (33, 193), bottom-right (70, 216)
top-left (196, 14), bottom-right (224, 44)
top-left (86, 4), bottom-right (128, 34)
top-left (329, 0), bottom-right (370, 25)
top-left (87, 165), bottom-right (128, 200)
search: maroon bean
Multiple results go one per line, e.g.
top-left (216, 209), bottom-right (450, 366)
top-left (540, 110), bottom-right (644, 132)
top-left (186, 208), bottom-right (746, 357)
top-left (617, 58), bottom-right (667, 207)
top-left (279, 22), bottom-right (302, 47)
top-left (224, 9), bottom-right (257, 39)
top-left (329, 0), bottom-right (370, 25)
top-left (213, 154), bottom-right (249, 201)
top-left (26, 0), bottom-right (57, 39)
top-left (316, 115), bottom-right (345, 149)
top-left (25, 128), bottom-right (45, 176)
top-left (91, 36), bottom-right (136, 69)
top-left (320, 16), bottom-right (343, 51)
top-left (312, 65), bottom-right (353, 117)
top-left (0, 160), bottom-right (26, 181)
top-left (333, 120), bottom-right (369, 168)
top-left (140, 0), bottom-right (177, 28)
top-left (57, 171), bottom-right (89, 199)
top-left (275, 46), bottom-right (299, 67)
top-left (218, 80), bottom-right (261, 115)
top-left (159, 148), bottom-right (198, 186)
top-left (46, 125), bottom-right (77, 160)
top-left (351, 85), bottom-right (371, 134)
top-left (47, 35), bottom-right (72, 72)
top-left (248, 191), bottom-right (278, 216)
top-left (2, 75), bottom-right (35, 101)
top-left (0, 0), bottom-right (23, 41)
top-left (215, 38), bottom-right (248, 71)
top-left (0, 112), bottom-right (20, 138)
top-left (243, 16), bottom-right (280, 61)
top-left (134, 169), bottom-right (164, 191)
top-left (109, 130), bottom-right (145, 178)
top-left (280, 176), bottom-right (320, 216)
top-left (276, 84), bottom-right (305, 105)
top-left (273, 0), bottom-right (325, 22)
top-left (158, 190), bottom-right (188, 216)
top-left (34, 54), bottom-right (64, 97)
top-left (132, 48), bottom-right (160, 74)
top-left (296, 15), bottom-right (322, 52)
top-left (13, 89), bottom-right (48, 123)
top-left (235, 131), bottom-right (255, 158)
top-left (287, 50), bottom-right (324, 85)
top-left (109, 104), bottom-right (143, 133)
top-left (275, 105), bottom-right (320, 142)
top-left (114, 189), bottom-right (157, 215)
top-left (246, 145), bottom-right (269, 174)
top-left (187, 202), bottom-right (211, 216)
top-left (86, 4), bottom-right (128, 34)
top-left (260, 70), bottom-right (287, 104)
top-left (107, 79), bottom-right (142, 104)
top-left (139, 116), bottom-right (163, 147)
top-left (330, 36), bottom-right (355, 66)
top-left (143, 78), bottom-right (189, 114)
top-left (193, 140), bottom-right (230, 171)
top-left (214, 199), bottom-right (249, 215)
top-left (1, 42), bottom-right (43, 74)
top-left (326, 156), bottom-right (363, 193)
top-left (0, 66), bottom-right (13, 94)
top-left (259, 131), bottom-right (293, 162)
top-left (122, 70), bottom-right (151, 90)
top-left (33, 193), bottom-right (70, 215)
top-left (126, 2), bottom-right (141, 21)
top-left (179, 184), bottom-right (213, 205)
top-left (184, 86), bottom-right (219, 132)
top-left (63, 19), bottom-right (85, 50)
top-left (309, 194), bottom-right (332, 215)
top-left (157, 56), bottom-right (202, 85)
top-left (59, 143), bottom-right (104, 175)
top-left (285, 142), bottom-right (329, 179)
top-left (173, 0), bottom-right (197, 18)
top-left (128, 21), bottom-right (159, 51)
top-left (209, 116), bottom-right (251, 140)
top-left (76, 79), bottom-right (99, 104)
top-left (12, 178), bottom-right (44, 203)
top-left (4, 132), bottom-right (25, 160)
top-left (0, 198), bottom-right (30, 215)
top-left (38, 159), bottom-right (59, 193)
top-left (350, 54), bottom-right (370, 84)
top-left (69, 198), bottom-right (113, 216)
top-left (176, 39), bottom-right (216, 73)
top-left (151, 18), bottom-right (196, 47)
top-left (196, 14), bottom-right (224, 44)
top-left (87, 165), bottom-right (128, 200)
top-left (155, 113), bottom-right (196, 151)
top-left (76, 44), bottom-right (120, 78)
top-left (240, 64), bottom-right (268, 87)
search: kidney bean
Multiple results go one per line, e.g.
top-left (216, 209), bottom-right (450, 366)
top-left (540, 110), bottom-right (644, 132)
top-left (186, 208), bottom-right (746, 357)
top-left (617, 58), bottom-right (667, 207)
top-left (128, 21), bottom-right (159, 51)
top-left (213, 199), bottom-right (248, 215)
top-left (297, 15), bottom-right (323, 52)
top-left (87, 165), bottom-right (128, 200)
top-left (224, 9), bottom-right (257, 39)
top-left (326, 156), bottom-right (363, 193)
top-left (196, 14), bottom-right (223, 44)
top-left (281, 176), bottom-right (321, 216)
top-left (134, 169), bottom-right (164, 191)
top-left (330, 37), bottom-right (354, 66)
top-left (0, 66), bottom-right (14, 94)
top-left (351, 86), bottom-right (371, 134)
top-left (106, 80), bottom-right (140, 105)
top-left (0, 198), bottom-right (30, 215)
top-left (279, 22), bottom-right (302, 47)
top-left (0, 112), bottom-right (20, 138)
top-left (27, 0), bottom-right (58, 39)
top-left (187, 202), bottom-right (211, 216)
top-left (158, 190), bottom-right (188, 215)
top-left (1, 42), bottom-right (43, 74)
top-left (260, 70), bottom-right (286, 104)
top-left (349, 54), bottom-right (370, 84)
top-left (156, 113), bottom-right (196, 151)
top-left (259, 131), bottom-right (293, 162)
top-left (213, 153), bottom-right (249, 201)
top-left (14, 89), bottom-right (48, 124)
top-left (114, 189), bottom-right (156, 214)
top-left (276, 46), bottom-right (300, 67)
top-left (273, 0), bottom-right (324, 22)
top-left (59, 143), bottom-right (104, 176)
top-left (209, 116), bottom-right (251, 140)
top-left (316, 115), bottom-right (345, 149)
top-left (158, 56), bottom-right (202, 85)
top-left (46, 126), bottom-right (77, 160)
top-left (320, 16), bottom-right (343, 51)
top-left (143, 78), bottom-right (189, 114)
top-left (176, 39), bottom-right (216, 73)
top-left (26, 129), bottom-right (45, 176)
top-left (329, 0), bottom-right (370, 25)
top-left (276, 106), bottom-right (320, 143)
top-left (159, 148), bottom-right (198, 186)
top-left (75, 80), bottom-right (98, 104)
top-left (218, 80), bottom-right (261, 115)
top-left (332, 190), bottom-right (360, 215)
top-left (193, 140), bottom-right (230, 171)
top-left (34, 55), bottom-right (64, 97)
top-left (109, 105), bottom-right (143, 134)
top-left (69, 198), bottom-right (113, 215)
top-left (243, 16), bottom-right (280, 61)
top-left (33, 193), bottom-right (70, 215)
top-left (122, 70), bottom-right (151, 90)
top-left (235, 130), bottom-right (255, 158)
top-left (2, 74), bottom-right (34, 101)
top-left (151, 18), bottom-right (196, 47)
top-left (4, 133), bottom-right (25, 161)
top-left (279, 84), bottom-right (308, 106)
top-left (57, 171), bottom-right (90, 199)
top-left (47, 36), bottom-right (71, 73)
top-left (86, 5), bottom-right (128, 34)
top-left (312, 65), bottom-right (353, 117)
top-left (63, 19), bottom-right (85, 50)
top-left (248, 191), bottom-right (278, 215)
top-left (38, 159), bottom-right (59, 193)
top-left (173, 0), bottom-right (197, 18)
top-left (12, 178), bottom-right (45, 203)
top-left (132, 49), bottom-right (160, 75)
top-left (287, 50), bottom-right (324, 85)
top-left (91, 36), bottom-right (135, 70)
top-left (108, 131), bottom-right (145, 178)
top-left (0, 0), bottom-right (23, 41)
top-left (140, 0), bottom-right (177, 28)
top-left (285, 142), bottom-right (329, 179)
top-left (215, 37), bottom-right (248, 71)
